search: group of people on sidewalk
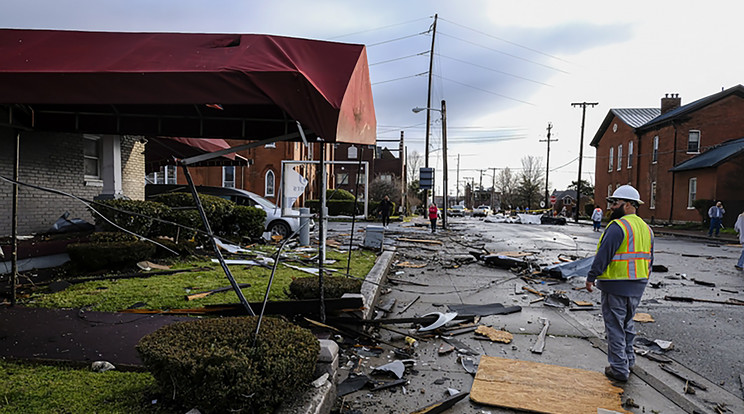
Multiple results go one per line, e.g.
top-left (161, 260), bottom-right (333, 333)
top-left (706, 201), bottom-right (744, 270)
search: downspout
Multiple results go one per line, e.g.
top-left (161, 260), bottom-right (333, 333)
top-left (669, 122), bottom-right (678, 223)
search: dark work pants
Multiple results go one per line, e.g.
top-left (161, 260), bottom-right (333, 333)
top-left (381, 213), bottom-right (390, 226)
top-left (601, 291), bottom-right (641, 378)
top-left (430, 218), bottom-right (437, 232)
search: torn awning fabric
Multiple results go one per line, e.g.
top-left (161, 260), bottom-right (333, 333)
top-left (0, 29), bottom-right (376, 145)
top-left (145, 137), bottom-right (249, 173)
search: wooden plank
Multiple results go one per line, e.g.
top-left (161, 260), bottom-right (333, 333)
top-left (470, 356), bottom-right (628, 414)
top-left (396, 237), bottom-right (443, 245)
top-left (530, 318), bottom-right (549, 354)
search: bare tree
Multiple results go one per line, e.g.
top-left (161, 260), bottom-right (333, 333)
top-left (496, 167), bottom-right (517, 209)
top-left (406, 150), bottom-right (423, 184)
top-left (515, 155), bottom-right (545, 210)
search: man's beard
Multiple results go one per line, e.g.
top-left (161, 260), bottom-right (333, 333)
top-left (610, 205), bottom-right (625, 220)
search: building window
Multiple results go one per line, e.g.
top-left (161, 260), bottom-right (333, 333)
top-left (617, 145), bottom-right (622, 171)
top-left (147, 165), bottom-right (177, 184)
top-left (687, 177), bottom-right (697, 209)
top-left (265, 169), bottom-right (275, 197)
top-left (607, 184), bottom-right (612, 209)
top-left (222, 166), bottom-right (236, 188)
top-left (652, 136), bottom-right (659, 163)
top-left (608, 147), bottom-right (614, 172)
top-left (627, 141), bottom-right (633, 168)
top-left (650, 182), bottom-right (656, 209)
top-left (379, 174), bottom-right (393, 182)
top-left (83, 135), bottom-right (101, 179)
top-left (348, 146), bottom-right (357, 159)
top-left (264, 142), bottom-right (276, 149)
top-left (688, 130), bottom-right (700, 153)
top-left (337, 173), bottom-right (349, 185)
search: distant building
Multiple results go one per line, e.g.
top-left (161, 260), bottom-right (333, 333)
top-left (590, 86), bottom-right (744, 226)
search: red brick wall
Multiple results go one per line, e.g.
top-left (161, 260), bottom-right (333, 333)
top-left (593, 115), bottom-right (639, 210)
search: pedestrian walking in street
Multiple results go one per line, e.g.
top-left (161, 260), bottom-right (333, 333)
top-left (586, 185), bottom-right (653, 383)
top-left (591, 205), bottom-right (603, 232)
top-left (378, 195), bottom-right (393, 229)
top-left (428, 203), bottom-right (438, 233)
top-left (708, 201), bottom-right (725, 237)
top-left (735, 210), bottom-right (744, 271)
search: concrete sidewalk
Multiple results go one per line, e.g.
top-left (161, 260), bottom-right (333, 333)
top-left (334, 218), bottom-right (743, 414)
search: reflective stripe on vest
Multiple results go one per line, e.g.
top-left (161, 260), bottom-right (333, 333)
top-left (597, 214), bottom-right (653, 280)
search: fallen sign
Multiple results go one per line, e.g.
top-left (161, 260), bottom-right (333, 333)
top-left (470, 356), bottom-right (628, 414)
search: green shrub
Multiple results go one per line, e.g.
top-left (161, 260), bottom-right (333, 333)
top-left (66, 241), bottom-right (157, 270)
top-left (327, 188), bottom-right (355, 200)
top-left (152, 192), bottom-right (234, 231)
top-left (159, 209), bottom-right (204, 242)
top-left (92, 200), bottom-right (169, 237)
top-left (289, 275), bottom-right (362, 299)
top-left (152, 239), bottom-right (200, 257)
top-left (305, 199), bottom-right (366, 216)
top-left (89, 231), bottom-right (138, 243)
top-left (136, 316), bottom-right (319, 414)
top-left (225, 205), bottom-right (266, 241)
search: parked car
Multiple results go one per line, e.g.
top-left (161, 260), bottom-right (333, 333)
top-left (447, 205), bottom-right (466, 217)
top-left (145, 184), bottom-right (312, 238)
top-left (472, 205), bottom-right (491, 217)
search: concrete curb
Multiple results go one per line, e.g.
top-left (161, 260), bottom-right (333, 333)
top-left (277, 247), bottom-right (395, 414)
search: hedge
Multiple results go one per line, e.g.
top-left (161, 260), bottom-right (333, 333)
top-left (289, 275), bottom-right (363, 299)
top-left (136, 316), bottom-right (319, 414)
top-left (66, 241), bottom-right (157, 270)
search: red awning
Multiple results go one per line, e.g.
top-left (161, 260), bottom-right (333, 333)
top-left (145, 137), bottom-right (249, 174)
top-left (0, 29), bottom-right (376, 145)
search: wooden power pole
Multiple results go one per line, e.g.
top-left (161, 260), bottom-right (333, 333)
top-left (571, 102), bottom-right (598, 223)
top-left (539, 123), bottom-right (556, 209)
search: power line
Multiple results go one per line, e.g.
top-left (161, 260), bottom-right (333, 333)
top-left (439, 17), bottom-right (570, 64)
top-left (437, 53), bottom-right (553, 86)
top-left (367, 31), bottom-right (428, 47)
top-left (369, 51), bottom-right (428, 66)
top-left (438, 32), bottom-right (570, 74)
top-left (371, 72), bottom-right (427, 86)
top-left (329, 16), bottom-right (432, 40)
top-left (435, 74), bottom-right (534, 105)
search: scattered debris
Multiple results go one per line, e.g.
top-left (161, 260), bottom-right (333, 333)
top-left (542, 256), bottom-right (594, 279)
top-left (633, 312), bottom-right (655, 323)
top-left (481, 254), bottom-right (531, 270)
top-left (375, 297), bottom-right (396, 313)
top-left (651, 264), bottom-right (668, 272)
top-left (372, 360), bottom-right (406, 379)
top-left (530, 318), bottom-right (550, 354)
top-left (459, 356), bottom-right (477, 375)
top-left (311, 373), bottom-right (329, 388)
top-left (691, 278), bottom-right (716, 287)
top-left (387, 277), bottom-right (428, 286)
top-left (90, 361), bottom-right (115, 373)
top-left (721, 288), bottom-right (739, 294)
top-left (446, 303), bottom-right (521, 316)
top-left (397, 295), bottom-right (420, 314)
top-left (684, 380), bottom-right (696, 394)
top-left (395, 261), bottom-right (427, 268)
top-left (623, 398), bottom-right (640, 408)
top-left (573, 300), bottom-right (593, 307)
top-left (337, 375), bottom-right (369, 396)
top-left (660, 364), bottom-right (707, 390)
top-left (185, 283), bottom-right (250, 301)
top-left (474, 326), bottom-right (513, 343)
top-left (521, 286), bottom-right (544, 296)
top-left (438, 342), bottom-right (455, 355)
top-left (419, 312), bottom-right (458, 332)
top-left (442, 337), bottom-right (478, 356)
top-left (544, 293), bottom-right (570, 308)
top-left (397, 237), bottom-right (443, 245)
top-left (136, 261), bottom-right (171, 271)
top-left (370, 378), bottom-right (407, 391)
top-left (665, 295), bottom-right (744, 306)
top-left (470, 356), bottom-right (627, 413)
top-left (635, 349), bottom-right (672, 363)
top-left (409, 391), bottom-right (468, 414)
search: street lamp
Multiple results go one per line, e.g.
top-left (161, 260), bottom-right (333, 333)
top-left (413, 100), bottom-right (448, 230)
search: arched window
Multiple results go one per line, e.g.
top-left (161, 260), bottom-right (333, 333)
top-left (265, 170), bottom-right (275, 197)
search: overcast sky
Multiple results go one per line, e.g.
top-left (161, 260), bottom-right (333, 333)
top-left (3, 1), bottom-right (743, 196)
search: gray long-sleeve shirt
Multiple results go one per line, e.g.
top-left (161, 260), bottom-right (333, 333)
top-left (588, 221), bottom-right (652, 297)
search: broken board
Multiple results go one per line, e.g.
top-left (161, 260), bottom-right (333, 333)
top-left (470, 356), bottom-right (628, 414)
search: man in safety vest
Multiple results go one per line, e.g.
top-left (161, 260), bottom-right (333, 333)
top-left (586, 185), bottom-right (654, 383)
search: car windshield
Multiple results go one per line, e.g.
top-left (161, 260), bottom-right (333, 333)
top-left (249, 193), bottom-right (278, 210)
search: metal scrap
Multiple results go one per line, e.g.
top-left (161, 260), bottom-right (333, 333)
top-left (372, 360), bottom-right (406, 379)
top-left (409, 391), bottom-right (469, 414)
top-left (418, 312), bottom-right (458, 332)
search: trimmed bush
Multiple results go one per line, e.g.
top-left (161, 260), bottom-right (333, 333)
top-left (67, 241), bottom-right (156, 270)
top-left (92, 200), bottom-right (169, 237)
top-left (289, 275), bottom-right (362, 299)
top-left (327, 188), bottom-right (355, 200)
top-left (136, 316), bottom-right (319, 414)
top-left (306, 199), bottom-right (367, 216)
top-left (152, 192), bottom-right (234, 232)
top-left (89, 231), bottom-right (138, 243)
top-left (225, 205), bottom-right (266, 241)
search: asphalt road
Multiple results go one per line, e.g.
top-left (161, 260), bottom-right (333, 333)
top-left (326, 216), bottom-right (744, 412)
top-left (451, 215), bottom-right (744, 397)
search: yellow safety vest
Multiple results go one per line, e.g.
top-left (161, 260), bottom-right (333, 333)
top-left (597, 214), bottom-right (653, 280)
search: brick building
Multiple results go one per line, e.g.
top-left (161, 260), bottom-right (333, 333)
top-left (591, 85), bottom-right (744, 225)
top-left (333, 143), bottom-right (405, 204)
top-left (0, 131), bottom-right (145, 236)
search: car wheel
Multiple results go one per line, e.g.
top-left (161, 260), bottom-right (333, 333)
top-left (268, 221), bottom-right (291, 239)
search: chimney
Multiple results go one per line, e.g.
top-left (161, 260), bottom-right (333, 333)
top-left (661, 93), bottom-right (681, 114)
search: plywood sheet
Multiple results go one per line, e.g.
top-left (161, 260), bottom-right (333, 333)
top-left (470, 356), bottom-right (628, 414)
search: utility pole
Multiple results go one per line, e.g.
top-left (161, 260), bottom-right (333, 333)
top-left (571, 102), bottom-right (598, 223)
top-left (539, 122), bottom-right (556, 209)
top-left (488, 167), bottom-right (498, 211)
top-left (423, 13), bottom-right (438, 206)
top-left (400, 131), bottom-right (406, 216)
top-left (456, 154), bottom-right (460, 204)
top-left (441, 100), bottom-right (448, 229)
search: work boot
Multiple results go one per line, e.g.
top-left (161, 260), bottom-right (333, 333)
top-left (604, 366), bottom-right (628, 382)
top-left (735, 265), bottom-right (743, 271)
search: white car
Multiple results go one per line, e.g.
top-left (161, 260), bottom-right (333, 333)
top-left (473, 205), bottom-right (491, 217)
top-left (146, 184), bottom-right (312, 238)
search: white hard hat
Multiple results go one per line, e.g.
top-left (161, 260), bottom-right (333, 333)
top-left (607, 185), bottom-right (644, 204)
